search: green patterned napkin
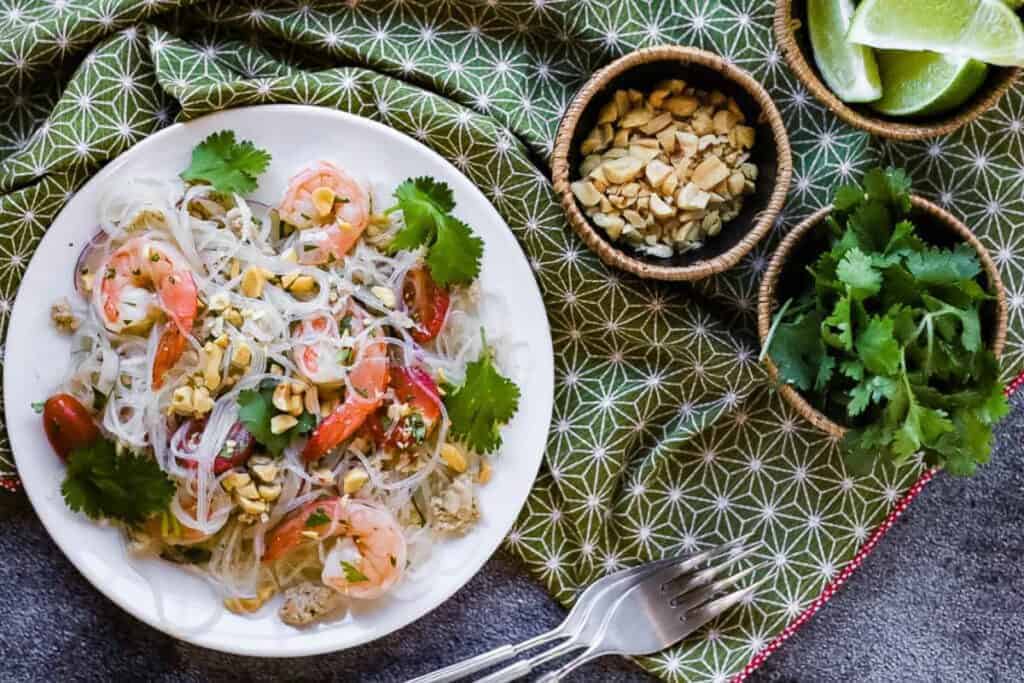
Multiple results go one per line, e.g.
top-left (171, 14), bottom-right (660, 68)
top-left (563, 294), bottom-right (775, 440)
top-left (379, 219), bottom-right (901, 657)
top-left (1, 2), bottom-right (1021, 679)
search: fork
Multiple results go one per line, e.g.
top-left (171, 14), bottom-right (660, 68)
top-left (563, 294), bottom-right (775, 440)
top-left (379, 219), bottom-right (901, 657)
top-left (406, 553), bottom-right (689, 683)
top-left (536, 548), bottom-right (772, 682)
top-left (474, 539), bottom-right (763, 683)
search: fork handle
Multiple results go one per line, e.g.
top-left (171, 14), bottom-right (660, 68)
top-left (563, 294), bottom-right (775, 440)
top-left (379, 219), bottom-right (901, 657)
top-left (474, 640), bottom-right (581, 683)
top-left (407, 629), bottom-right (563, 683)
top-left (534, 645), bottom-right (605, 683)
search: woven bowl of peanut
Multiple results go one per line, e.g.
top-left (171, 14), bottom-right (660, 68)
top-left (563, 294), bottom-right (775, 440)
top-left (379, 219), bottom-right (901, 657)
top-left (553, 46), bottom-right (792, 281)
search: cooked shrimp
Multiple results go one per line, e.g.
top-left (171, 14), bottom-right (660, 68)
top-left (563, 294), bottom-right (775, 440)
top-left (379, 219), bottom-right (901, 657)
top-left (295, 304), bottom-right (390, 461)
top-left (96, 237), bottom-right (198, 388)
top-left (97, 237), bottom-right (197, 334)
top-left (301, 334), bottom-right (388, 461)
top-left (292, 304), bottom-right (377, 386)
top-left (263, 497), bottom-right (406, 600)
top-left (291, 314), bottom-right (347, 387)
top-left (278, 161), bottom-right (370, 265)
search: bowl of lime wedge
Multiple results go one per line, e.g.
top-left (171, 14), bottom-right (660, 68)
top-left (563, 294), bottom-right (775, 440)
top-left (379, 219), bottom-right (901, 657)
top-left (775, 0), bottom-right (1022, 140)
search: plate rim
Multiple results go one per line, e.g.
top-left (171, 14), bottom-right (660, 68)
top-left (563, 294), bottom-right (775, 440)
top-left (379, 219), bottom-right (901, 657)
top-left (4, 104), bottom-right (554, 657)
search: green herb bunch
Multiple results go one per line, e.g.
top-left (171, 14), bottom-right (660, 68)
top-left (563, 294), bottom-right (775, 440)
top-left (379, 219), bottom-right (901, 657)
top-left (764, 168), bottom-right (1008, 476)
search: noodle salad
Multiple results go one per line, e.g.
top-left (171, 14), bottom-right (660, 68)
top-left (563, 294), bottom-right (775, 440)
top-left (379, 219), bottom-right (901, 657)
top-left (36, 130), bottom-right (521, 626)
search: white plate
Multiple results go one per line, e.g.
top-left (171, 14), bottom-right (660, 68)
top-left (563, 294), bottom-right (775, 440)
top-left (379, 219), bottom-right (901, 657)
top-left (4, 105), bottom-right (553, 657)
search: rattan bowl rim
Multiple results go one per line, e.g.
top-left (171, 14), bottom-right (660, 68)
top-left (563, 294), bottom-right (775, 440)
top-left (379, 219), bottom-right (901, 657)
top-left (774, 0), bottom-right (1021, 142)
top-left (552, 45), bottom-right (793, 282)
top-left (757, 195), bottom-right (1008, 438)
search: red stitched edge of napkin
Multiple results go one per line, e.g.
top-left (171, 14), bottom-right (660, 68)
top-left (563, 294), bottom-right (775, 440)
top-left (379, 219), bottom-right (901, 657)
top-left (733, 369), bottom-right (1024, 682)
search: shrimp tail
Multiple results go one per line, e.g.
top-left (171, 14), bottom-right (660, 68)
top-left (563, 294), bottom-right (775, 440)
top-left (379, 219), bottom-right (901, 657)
top-left (152, 326), bottom-right (187, 389)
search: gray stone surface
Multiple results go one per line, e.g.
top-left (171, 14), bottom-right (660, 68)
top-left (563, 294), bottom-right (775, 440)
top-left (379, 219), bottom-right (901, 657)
top-left (2, 395), bottom-right (1022, 682)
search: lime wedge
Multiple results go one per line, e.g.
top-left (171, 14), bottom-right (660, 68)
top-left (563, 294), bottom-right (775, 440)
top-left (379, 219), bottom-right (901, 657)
top-left (807, 0), bottom-right (883, 102)
top-left (870, 50), bottom-right (989, 117)
top-left (848, 0), bottom-right (1024, 67)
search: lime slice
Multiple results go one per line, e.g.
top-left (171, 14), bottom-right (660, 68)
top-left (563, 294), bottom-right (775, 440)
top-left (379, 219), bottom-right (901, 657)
top-left (870, 50), bottom-right (989, 117)
top-left (807, 0), bottom-right (883, 102)
top-left (848, 0), bottom-right (1024, 67)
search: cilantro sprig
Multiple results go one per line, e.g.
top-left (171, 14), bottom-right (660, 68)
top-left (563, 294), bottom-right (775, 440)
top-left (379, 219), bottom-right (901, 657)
top-left (444, 338), bottom-right (520, 454)
top-left (180, 130), bottom-right (271, 195)
top-left (61, 438), bottom-right (175, 524)
top-left (237, 380), bottom-right (317, 456)
top-left (386, 177), bottom-right (484, 286)
top-left (764, 167), bottom-right (1008, 476)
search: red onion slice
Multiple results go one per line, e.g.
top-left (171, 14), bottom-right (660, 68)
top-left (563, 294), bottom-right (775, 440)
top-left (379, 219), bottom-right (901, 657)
top-left (74, 231), bottom-right (109, 296)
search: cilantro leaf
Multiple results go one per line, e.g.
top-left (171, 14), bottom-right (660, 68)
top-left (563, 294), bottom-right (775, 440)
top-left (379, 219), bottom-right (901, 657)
top-left (766, 309), bottom-right (828, 392)
top-left (387, 177), bottom-right (483, 285)
top-left (445, 343), bottom-right (520, 453)
top-left (847, 200), bottom-right (892, 253)
top-left (822, 296), bottom-right (853, 351)
top-left (340, 560), bottom-right (370, 583)
top-left (61, 438), bottom-right (174, 524)
top-left (180, 130), bottom-right (271, 195)
top-left (863, 167), bottom-right (911, 212)
top-left (836, 248), bottom-right (881, 300)
top-left (905, 244), bottom-right (980, 285)
top-left (832, 184), bottom-right (864, 212)
top-left (856, 316), bottom-right (901, 376)
top-left (848, 375), bottom-right (898, 417)
top-left (237, 380), bottom-right (317, 456)
top-left (427, 215), bottom-right (484, 286)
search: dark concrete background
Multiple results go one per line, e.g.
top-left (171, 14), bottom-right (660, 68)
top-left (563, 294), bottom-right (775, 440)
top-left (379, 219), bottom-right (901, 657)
top-left (2, 394), bottom-right (1022, 682)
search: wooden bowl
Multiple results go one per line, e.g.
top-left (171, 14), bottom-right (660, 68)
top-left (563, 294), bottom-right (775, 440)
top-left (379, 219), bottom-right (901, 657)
top-left (775, 0), bottom-right (1021, 141)
top-left (552, 45), bottom-right (792, 281)
top-left (757, 196), bottom-right (1008, 437)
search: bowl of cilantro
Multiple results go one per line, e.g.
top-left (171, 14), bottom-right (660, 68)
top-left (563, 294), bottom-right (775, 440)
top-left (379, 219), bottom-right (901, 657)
top-left (758, 167), bottom-right (1008, 476)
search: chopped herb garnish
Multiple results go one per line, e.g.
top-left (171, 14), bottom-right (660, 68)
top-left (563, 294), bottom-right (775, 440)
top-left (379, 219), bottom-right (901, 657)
top-left (406, 412), bottom-right (427, 443)
top-left (92, 390), bottom-right (108, 413)
top-left (336, 348), bottom-right (352, 365)
top-left (31, 400), bottom-right (44, 414)
top-left (340, 560), bottom-right (369, 583)
top-left (305, 507), bottom-right (330, 527)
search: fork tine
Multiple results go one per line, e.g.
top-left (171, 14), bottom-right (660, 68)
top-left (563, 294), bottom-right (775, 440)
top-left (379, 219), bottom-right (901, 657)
top-left (646, 538), bottom-right (753, 592)
top-left (682, 572), bottom-right (774, 631)
top-left (663, 542), bottom-right (760, 596)
top-left (671, 560), bottom-right (773, 611)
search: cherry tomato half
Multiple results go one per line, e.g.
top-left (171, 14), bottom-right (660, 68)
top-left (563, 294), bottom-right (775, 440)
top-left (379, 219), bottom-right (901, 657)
top-left (369, 367), bottom-right (442, 451)
top-left (176, 420), bottom-right (255, 473)
top-left (403, 266), bottom-right (449, 344)
top-left (42, 393), bottom-right (100, 460)
top-left (214, 422), bottom-right (256, 474)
